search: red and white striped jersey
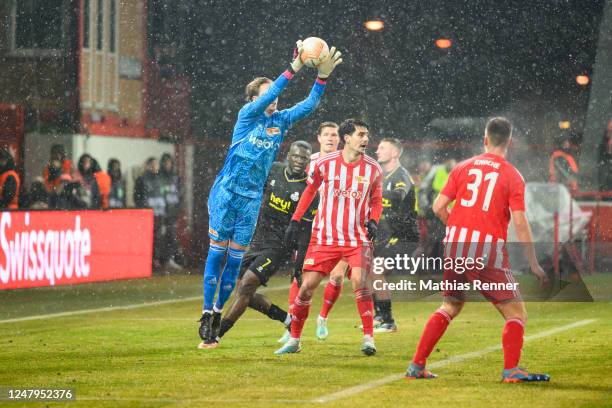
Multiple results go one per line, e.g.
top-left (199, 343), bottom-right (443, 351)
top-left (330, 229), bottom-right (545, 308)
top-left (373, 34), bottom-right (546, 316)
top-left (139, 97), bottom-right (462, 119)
top-left (307, 151), bottom-right (383, 247)
top-left (443, 226), bottom-right (511, 270)
top-left (441, 152), bottom-right (526, 270)
top-left (306, 151), bottom-right (320, 179)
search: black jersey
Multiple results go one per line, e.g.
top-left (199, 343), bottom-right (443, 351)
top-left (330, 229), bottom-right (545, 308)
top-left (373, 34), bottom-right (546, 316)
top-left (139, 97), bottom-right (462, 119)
top-left (379, 165), bottom-right (419, 242)
top-left (250, 162), bottom-right (316, 249)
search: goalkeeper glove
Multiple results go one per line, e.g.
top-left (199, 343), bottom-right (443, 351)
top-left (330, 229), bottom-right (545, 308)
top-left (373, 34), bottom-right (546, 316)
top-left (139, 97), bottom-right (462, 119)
top-left (290, 40), bottom-right (304, 73)
top-left (317, 46), bottom-right (342, 79)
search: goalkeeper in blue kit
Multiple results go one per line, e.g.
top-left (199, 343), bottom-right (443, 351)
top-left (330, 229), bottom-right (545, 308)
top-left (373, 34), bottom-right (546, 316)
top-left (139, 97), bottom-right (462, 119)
top-left (198, 40), bottom-right (343, 348)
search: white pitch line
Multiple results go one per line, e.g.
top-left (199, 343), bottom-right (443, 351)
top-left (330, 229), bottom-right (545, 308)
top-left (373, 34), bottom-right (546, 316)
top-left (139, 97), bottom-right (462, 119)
top-left (0, 284), bottom-right (290, 324)
top-left (74, 397), bottom-right (310, 404)
top-left (312, 318), bottom-right (596, 404)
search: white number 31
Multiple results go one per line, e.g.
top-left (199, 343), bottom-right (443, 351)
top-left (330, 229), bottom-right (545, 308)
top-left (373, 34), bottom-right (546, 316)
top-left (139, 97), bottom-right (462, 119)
top-left (460, 169), bottom-right (498, 211)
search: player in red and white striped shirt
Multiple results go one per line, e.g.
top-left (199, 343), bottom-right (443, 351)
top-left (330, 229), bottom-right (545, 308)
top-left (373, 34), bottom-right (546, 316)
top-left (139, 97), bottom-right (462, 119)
top-left (406, 117), bottom-right (550, 383)
top-left (283, 122), bottom-right (352, 343)
top-left (276, 119), bottom-right (383, 356)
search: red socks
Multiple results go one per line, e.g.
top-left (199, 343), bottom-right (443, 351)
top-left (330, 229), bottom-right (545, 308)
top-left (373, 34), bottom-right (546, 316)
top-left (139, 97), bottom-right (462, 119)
top-left (320, 280), bottom-right (343, 318)
top-left (290, 296), bottom-right (311, 339)
top-left (502, 318), bottom-right (525, 369)
top-left (412, 309), bottom-right (452, 366)
top-left (354, 288), bottom-right (374, 336)
top-left (288, 278), bottom-right (299, 315)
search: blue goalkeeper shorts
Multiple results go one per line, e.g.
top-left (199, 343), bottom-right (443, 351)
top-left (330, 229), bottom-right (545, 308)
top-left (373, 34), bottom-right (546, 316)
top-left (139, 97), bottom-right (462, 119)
top-left (207, 182), bottom-right (260, 247)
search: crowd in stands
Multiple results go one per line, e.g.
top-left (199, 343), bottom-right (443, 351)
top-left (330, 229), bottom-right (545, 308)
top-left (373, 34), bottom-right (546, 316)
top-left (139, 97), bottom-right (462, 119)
top-left (0, 144), bottom-right (183, 271)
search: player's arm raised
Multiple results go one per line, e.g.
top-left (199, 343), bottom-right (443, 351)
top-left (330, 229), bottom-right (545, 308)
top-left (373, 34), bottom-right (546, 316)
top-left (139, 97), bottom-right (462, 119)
top-left (239, 40), bottom-right (305, 120)
top-left (511, 210), bottom-right (549, 286)
top-left (279, 47), bottom-right (342, 127)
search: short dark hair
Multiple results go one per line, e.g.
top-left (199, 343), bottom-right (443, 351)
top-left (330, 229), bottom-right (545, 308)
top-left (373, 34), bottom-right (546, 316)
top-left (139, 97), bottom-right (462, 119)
top-left (380, 137), bottom-right (403, 156)
top-left (290, 140), bottom-right (312, 152)
top-left (51, 144), bottom-right (66, 158)
top-left (485, 117), bottom-right (512, 147)
top-left (317, 121), bottom-right (339, 135)
top-left (107, 158), bottom-right (120, 171)
top-left (338, 119), bottom-right (369, 138)
top-left (245, 77), bottom-right (272, 101)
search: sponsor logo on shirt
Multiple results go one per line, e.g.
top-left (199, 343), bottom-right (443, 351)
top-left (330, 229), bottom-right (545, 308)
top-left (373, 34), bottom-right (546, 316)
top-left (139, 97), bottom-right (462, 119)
top-left (333, 189), bottom-right (363, 199)
top-left (269, 192), bottom-right (292, 213)
top-left (248, 134), bottom-right (279, 150)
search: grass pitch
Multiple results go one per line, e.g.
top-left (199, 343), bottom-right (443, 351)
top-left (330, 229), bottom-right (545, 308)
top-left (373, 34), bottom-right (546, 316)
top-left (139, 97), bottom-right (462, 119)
top-left (1, 274), bottom-right (611, 407)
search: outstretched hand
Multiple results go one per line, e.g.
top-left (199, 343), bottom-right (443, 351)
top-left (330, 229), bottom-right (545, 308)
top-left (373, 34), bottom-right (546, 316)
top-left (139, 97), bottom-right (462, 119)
top-left (317, 46), bottom-right (342, 79)
top-left (290, 40), bottom-right (305, 73)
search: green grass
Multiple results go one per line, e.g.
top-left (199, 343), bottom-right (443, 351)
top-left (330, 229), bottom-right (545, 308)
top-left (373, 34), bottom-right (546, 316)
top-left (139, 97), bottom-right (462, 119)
top-left (1, 275), bottom-right (611, 407)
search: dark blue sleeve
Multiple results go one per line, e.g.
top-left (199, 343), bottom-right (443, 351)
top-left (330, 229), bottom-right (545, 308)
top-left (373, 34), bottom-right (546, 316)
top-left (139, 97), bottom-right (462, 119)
top-left (238, 70), bottom-right (294, 121)
top-left (278, 78), bottom-right (326, 128)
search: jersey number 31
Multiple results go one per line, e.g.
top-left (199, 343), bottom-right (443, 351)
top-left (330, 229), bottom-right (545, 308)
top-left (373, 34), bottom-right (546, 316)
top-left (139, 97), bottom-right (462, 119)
top-left (460, 169), bottom-right (498, 211)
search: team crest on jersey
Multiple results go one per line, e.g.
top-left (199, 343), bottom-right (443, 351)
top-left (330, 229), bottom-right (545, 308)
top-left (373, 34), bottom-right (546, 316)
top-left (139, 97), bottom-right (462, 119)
top-left (356, 176), bottom-right (369, 184)
top-left (304, 258), bottom-right (315, 265)
top-left (290, 192), bottom-right (300, 201)
top-left (266, 127), bottom-right (281, 136)
top-left (270, 179), bottom-right (276, 186)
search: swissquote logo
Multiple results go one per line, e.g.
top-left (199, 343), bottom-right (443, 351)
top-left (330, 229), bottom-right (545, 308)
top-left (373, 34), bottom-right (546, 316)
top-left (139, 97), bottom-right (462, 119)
top-left (0, 212), bottom-right (92, 286)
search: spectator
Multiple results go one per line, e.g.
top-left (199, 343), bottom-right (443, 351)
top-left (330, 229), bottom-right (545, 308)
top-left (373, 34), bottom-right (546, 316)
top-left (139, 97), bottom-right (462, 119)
top-left (413, 159), bottom-right (432, 248)
top-left (27, 178), bottom-right (49, 209)
top-left (43, 144), bottom-right (72, 192)
top-left (76, 154), bottom-right (111, 209)
top-left (159, 153), bottom-right (182, 269)
top-left (598, 128), bottom-right (612, 197)
top-left (134, 157), bottom-right (166, 269)
top-left (107, 158), bottom-right (127, 209)
top-left (46, 158), bottom-right (64, 192)
top-left (417, 156), bottom-right (457, 274)
top-left (549, 133), bottom-right (579, 192)
top-left (0, 147), bottom-right (20, 209)
top-left (49, 174), bottom-right (88, 210)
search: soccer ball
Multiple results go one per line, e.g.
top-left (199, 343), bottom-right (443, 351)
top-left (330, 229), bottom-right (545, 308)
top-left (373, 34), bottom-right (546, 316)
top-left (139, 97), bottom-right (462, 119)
top-left (300, 37), bottom-right (329, 68)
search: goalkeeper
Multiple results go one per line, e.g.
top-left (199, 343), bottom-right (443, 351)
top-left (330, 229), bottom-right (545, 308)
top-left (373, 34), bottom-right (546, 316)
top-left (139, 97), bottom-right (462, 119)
top-left (198, 41), bottom-right (342, 348)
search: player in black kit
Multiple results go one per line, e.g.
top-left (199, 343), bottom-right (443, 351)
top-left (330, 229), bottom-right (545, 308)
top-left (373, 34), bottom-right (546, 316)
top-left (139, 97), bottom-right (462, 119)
top-left (373, 138), bottom-right (419, 332)
top-left (206, 141), bottom-right (316, 347)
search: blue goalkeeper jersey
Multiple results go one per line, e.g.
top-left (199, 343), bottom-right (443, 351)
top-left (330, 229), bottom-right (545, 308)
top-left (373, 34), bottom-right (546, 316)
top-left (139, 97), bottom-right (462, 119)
top-left (213, 71), bottom-right (326, 199)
